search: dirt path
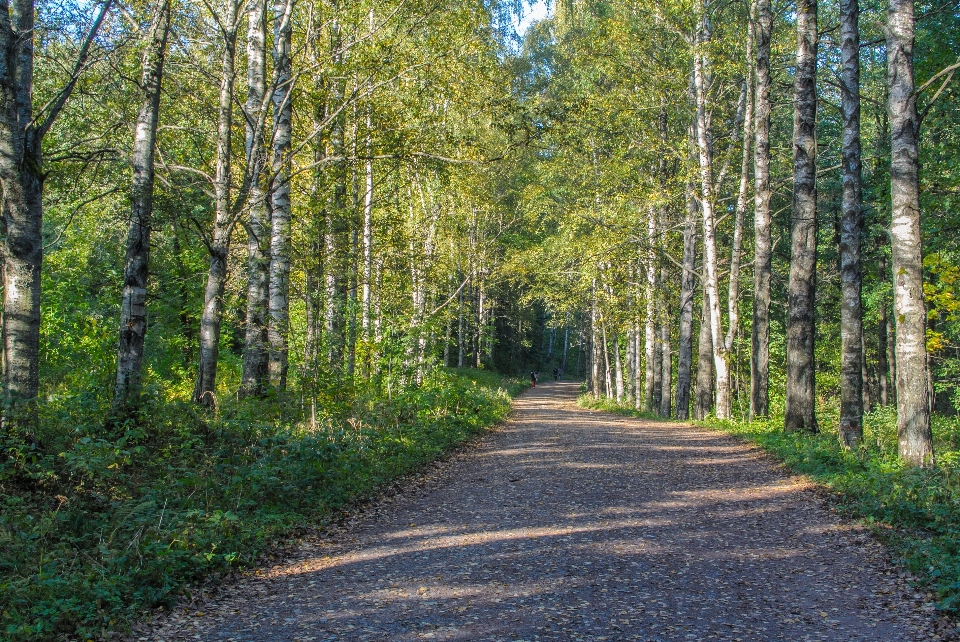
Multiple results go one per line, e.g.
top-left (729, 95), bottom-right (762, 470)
top-left (140, 381), bottom-right (951, 641)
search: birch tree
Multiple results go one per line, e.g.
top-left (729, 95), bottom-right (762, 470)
top-left (750, 0), bottom-right (772, 419)
top-left (241, 0), bottom-right (270, 397)
top-left (887, 0), bottom-right (933, 466)
top-left (267, 0), bottom-right (294, 388)
top-left (784, 0), bottom-right (819, 433)
top-left (114, 0), bottom-right (172, 408)
top-left (194, 0), bottom-right (241, 406)
top-left (0, 0), bottom-right (112, 423)
top-left (839, 0), bottom-right (863, 446)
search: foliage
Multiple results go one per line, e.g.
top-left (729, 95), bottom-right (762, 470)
top-left (0, 369), bottom-right (525, 641)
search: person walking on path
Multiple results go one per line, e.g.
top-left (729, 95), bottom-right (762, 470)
top-left (530, 371), bottom-right (538, 387)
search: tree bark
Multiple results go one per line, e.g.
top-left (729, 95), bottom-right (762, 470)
top-left (725, 21), bottom-right (754, 367)
top-left (878, 252), bottom-right (890, 406)
top-left (241, 0), bottom-right (270, 396)
top-left (194, 0), bottom-right (240, 406)
top-left (114, 0), bottom-right (171, 407)
top-left (693, 3), bottom-right (732, 419)
top-left (267, 0), bottom-right (294, 388)
top-left (695, 286), bottom-right (714, 420)
top-left (675, 172), bottom-right (698, 420)
top-left (660, 312), bottom-right (672, 418)
top-left (0, 0), bottom-right (112, 423)
top-left (644, 211), bottom-right (657, 411)
top-left (887, 0), bottom-right (933, 466)
top-left (839, 0), bottom-right (864, 446)
top-left (614, 333), bottom-right (624, 401)
top-left (784, 0), bottom-right (819, 433)
top-left (750, 0), bottom-right (773, 420)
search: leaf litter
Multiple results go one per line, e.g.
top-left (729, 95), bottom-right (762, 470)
top-left (132, 381), bottom-right (957, 641)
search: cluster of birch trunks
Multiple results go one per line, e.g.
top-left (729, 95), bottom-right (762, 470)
top-left (572, 0), bottom-right (942, 467)
top-left (0, 0), bottom-right (513, 428)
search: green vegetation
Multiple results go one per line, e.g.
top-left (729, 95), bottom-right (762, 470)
top-left (579, 394), bottom-right (960, 613)
top-left (1, 369), bottom-right (525, 641)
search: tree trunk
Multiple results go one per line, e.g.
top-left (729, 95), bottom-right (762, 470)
top-left (194, 0), bottom-right (240, 406)
top-left (839, 0), bottom-right (863, 446)
top-left (241, 0), bottom-right (269, 396)
top-left (0, 0), bottom-right (112, 423)
top-left (675, 172), bottom-right (698, 420)
top-left (887, 0), bottom-right (933, 466)
top-left (591, 281), bottom-right (601, 396)
top-left (784, 0), bottom-right (819, 433)
top-left (114, 0), bottom-right (171, 407)
top-left (693, 5), bottom-right (732, 419)
top-left (267, 0), bottom-right (294, 388)
top-left (725, 35), bottom-right (754, 370)
top-left (602, 322), bottom-right (613, 398)
top-left (750, 0), bottom-right (773, 420)
top-left (878, 254), bottom-right (889, 406)
top-left (695, 287), bottom-right (714, 420)
top-left (614, 333), bottom-right (624, 401)
top-left (457, 278), bottom-right (465, 368)
top-left (634, 317), bottom-right (642, 409)
top-left (644, 210), bottom-right (657, 411)
top-left (660, 314), bottom-right (672, 418)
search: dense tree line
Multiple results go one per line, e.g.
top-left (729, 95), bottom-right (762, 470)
top-left (0, 0), bottom-right (958, 530)
top-left (0, 0), bottom-right (554, 451)
top-left (515, 0), bottom-right (959, 467)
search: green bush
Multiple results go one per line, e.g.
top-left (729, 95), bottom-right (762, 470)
top-left (0, 369), bottom-right (526, 641)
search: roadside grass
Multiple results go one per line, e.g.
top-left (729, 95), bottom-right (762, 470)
top-left (578, 394), bottom-right (960, 614)
top-left (0, 368), bottom-right (526, 641)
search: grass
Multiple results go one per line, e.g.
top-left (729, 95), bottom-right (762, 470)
top-left (579, 393), bottom-right (960, 614)
top-left (0, 368), bottom-right (526, 641)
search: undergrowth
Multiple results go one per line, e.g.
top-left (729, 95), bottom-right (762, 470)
top-left (1, 368), bottom-right (525, 641)
top-left (579, 394), bottom-right (960, 614)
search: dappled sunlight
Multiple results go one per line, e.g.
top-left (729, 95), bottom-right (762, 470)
top-left (155, 382), bottom-right (925, 642)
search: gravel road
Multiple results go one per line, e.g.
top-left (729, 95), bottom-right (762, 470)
top-left (138, 381), bottom-right (954, 641)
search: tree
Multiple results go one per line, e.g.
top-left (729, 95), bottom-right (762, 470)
top-left (114, 0), bottom-right (173, 408)
top-left (194, 0), bottom-right (242, 406)
top-left (241, 0), bottom-right (270, 397)
top-left (692, 0), bottom-right (733, 419)
top-left (784, 0), bottom-right (819, 434)
top-left (267, 0), bottom-right (294, 388)
top-left (887, 0), bottom-right (933, 466)
top-left (838, 0), bottom-right (863, 446)
top-left (0, 0), bottom-right (112, 424)
top-left (750, 0), bottom-right (772, 421)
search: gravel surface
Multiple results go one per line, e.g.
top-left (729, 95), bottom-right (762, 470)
top-left (138, 381), bottom-right (955, 641)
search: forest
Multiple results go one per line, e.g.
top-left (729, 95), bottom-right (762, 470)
top-left (1, 0), bottom-right (959, 638)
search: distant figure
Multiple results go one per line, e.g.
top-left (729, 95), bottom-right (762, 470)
top-left (553, 367), bottom-right (559, 381)
top-left (558, 367), bottom-right (564, 379)
top-left (531, 371), bottom-right (537, 387)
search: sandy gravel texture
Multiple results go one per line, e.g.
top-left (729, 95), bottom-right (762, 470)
top-left (137, 381), bottom-right (955, 641)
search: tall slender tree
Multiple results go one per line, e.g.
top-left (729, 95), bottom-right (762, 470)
top-left (675, 171), bottom-right (698, 420)
top-left (241, 0), bottom-right (270, 396)
top-left (194, 0), bottom-right (241, 406)
top-left (267, 0), bottom-right (294, 388)
top-left (750, 0), bottom-right (772, 420)
top-left (693, 0), bottom-right (732, 419)
top-left (784, 0), bottom-right (819, 433)
top-left (0, 0), bottom-right (112, 423)
top-left (887, 0), bottom-right (933, 466)
top-left (114, 0), bottom-right (172, 408)
top-left (838, 0), bottom-right (864, 446)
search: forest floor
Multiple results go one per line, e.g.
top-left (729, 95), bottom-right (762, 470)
top-left (133, 381), bottom-right (955, 641)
